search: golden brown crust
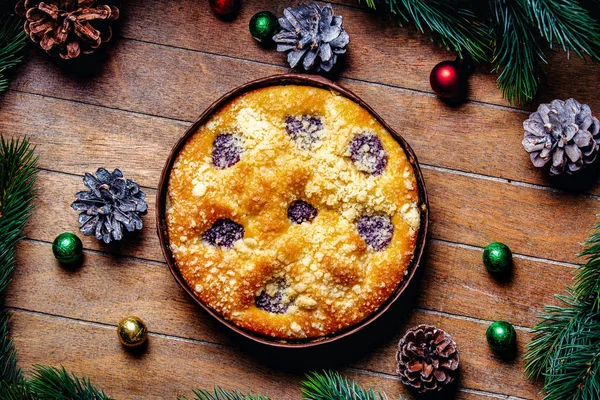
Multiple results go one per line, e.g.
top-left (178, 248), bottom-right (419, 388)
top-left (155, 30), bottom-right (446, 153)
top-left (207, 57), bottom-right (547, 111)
top-left (166, 85), bottom-right (420, 339)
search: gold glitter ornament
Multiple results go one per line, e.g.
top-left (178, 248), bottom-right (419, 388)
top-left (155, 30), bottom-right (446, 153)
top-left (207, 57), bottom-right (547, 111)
top-left (117, 316), bottom-right (147, 347)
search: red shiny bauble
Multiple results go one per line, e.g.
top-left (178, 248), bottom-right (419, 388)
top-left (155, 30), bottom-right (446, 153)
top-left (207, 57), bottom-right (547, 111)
top-left (209, 0), bottom-right (239, 16)
top-left (429, 60), bottom-right (466, 100)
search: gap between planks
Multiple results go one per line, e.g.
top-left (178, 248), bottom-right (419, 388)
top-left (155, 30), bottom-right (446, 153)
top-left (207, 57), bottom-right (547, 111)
top-left (11, 89), bottom-right (598, 205)
top-left (117, 32), bottom-right (529, 116)
top-left (20, 236), bottom-right (535, 332)
top-left (7, 307), bottom-right (530, 400)
top-left (29, 166), bottom-right (585, 269)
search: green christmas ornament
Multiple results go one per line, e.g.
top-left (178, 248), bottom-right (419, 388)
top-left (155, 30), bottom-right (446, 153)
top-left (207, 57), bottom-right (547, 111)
top-left (483, 242), bottom-right (512, 274)
top-left (486, 320), bottom-right (516, 352)
top-left (249, 11), bottom-right (279, 44)
top-left (52, 232), bottom-right (83, 264)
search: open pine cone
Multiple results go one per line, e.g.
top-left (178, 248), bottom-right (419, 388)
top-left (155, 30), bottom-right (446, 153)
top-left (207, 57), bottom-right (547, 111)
top-left (396, 325), bottom-right (459, 393)
top-left (273, 2), bottom-right (349, 72)
top-left (522, 99), bottom-right (600, 176)
top-left (71, 168), bottom-right (147, 244)
top-left (16, 0), bottom-right (120, 60)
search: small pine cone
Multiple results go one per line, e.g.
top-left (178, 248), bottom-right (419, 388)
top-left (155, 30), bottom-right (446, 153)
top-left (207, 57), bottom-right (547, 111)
top-left (16, 0), bottom-right (120, 60)
top-left (396, 325), bottom-right (460, 393)
top-left (522, 98), bottom-right (600, 176)
top-left (71, 168), bottom-right (147, 243)
top-left (273, 2), bottom-right (349, 73)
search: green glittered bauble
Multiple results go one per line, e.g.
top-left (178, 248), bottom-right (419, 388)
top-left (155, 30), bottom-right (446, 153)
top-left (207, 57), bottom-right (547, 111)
top-left (52, 232), bottom-right (83, 264)
top-left (249, 11), bottom-right (279, 43)
top-left (482, 242), bottom-right (512, 274)
top-left (486, 320), bottom-right (516, 352)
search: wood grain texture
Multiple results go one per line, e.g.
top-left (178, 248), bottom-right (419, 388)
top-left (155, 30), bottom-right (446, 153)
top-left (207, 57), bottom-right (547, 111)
top-left (9, 300), bottom-right (541, 398)
top-left (9, 45), bottom-right (600, 198)
top-left (19, 174), bottom-right (570, 328)
top-left (120, 0), bottom-right (600, 112)
top-left (2, 90), bottom-right (594, 264)
top-left (5, 0), bottom-right (599, 398)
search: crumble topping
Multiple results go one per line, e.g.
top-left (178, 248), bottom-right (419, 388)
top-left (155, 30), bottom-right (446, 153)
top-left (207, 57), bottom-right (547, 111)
top-left (166, 85), bottom-right (420, 339)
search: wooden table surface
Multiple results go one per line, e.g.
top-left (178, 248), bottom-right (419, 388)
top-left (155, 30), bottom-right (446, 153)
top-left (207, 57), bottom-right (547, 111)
top-left (3, 1), bottom-right (600, 399)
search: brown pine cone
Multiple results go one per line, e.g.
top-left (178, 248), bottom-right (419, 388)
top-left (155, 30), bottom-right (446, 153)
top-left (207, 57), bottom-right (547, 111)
top-left (396, 325), bottom-right (460, 393)
top-left (16, 0), bottom-right (120, 60)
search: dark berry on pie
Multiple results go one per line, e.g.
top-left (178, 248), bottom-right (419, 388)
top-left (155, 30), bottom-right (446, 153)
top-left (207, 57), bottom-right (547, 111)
top-left (255, 280), bottom-right (289, 314)
top-left (212, 133), bottom-right (243, 169)
top-left (285, 115), bottom-right (324, 150)
top-left (348, 133), bottom-right (388, 175)
top-left (287, 200), bottom-right (318, 224)
top-left (202, 218), bottom-right (244, 248)
top-left (356, 214), bottom-right (394, 251)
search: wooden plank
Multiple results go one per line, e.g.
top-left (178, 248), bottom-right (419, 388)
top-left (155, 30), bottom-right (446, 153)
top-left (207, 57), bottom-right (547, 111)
top-left (10, 312), bottom-right (302, 400)
top-left (6, 99), bottom-right (594, 265)
top-left (21, 175), bottom-right (571, 327)
top-left (8, 46), bottom-right (600, 197)
top-left (119, 0), bottom-right (600, 111)
top-left (9, 306), bottom-right (541, 398)
top-left (7, 240), bottom-right (545, 397)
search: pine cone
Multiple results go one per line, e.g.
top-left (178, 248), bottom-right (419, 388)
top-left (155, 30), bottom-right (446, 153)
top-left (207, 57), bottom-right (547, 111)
top-left (273, 2), bottom-right (349, 72)
top-left (16, 0), bottom-right (120, 60)
top-left (71, 168), bottom-right (147, 244)
top-left (522, 99), bottom-right (600, 176)
top-left (396, 325), bottom-right (459, 393)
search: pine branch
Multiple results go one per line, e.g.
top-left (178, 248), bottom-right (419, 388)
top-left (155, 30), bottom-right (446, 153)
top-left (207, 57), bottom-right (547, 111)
top-left (179, 387), bottom-right (271, 400)
top-left (0, 136), bottom-right (37, 398)
top-left (523, 0), bottom-right (600, 61)
top-left (27, 365), bottom-right (113, 400)
top-left (574, 218), bottom-right (600, 311)
top-left (525, 215), bottom-right (600, 400)
top-left (301, 371), bottom-right (395, 400)
top-left (361, 0), bottom-right (491, 62)
top-left (490, 0), bottom-right (547, 104)
top-left (0, 14), bottom-right (27, 93)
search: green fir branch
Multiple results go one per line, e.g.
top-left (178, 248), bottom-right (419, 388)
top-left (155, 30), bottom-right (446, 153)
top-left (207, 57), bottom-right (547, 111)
top-left (180, 387), bottom-right (271, 400)
top-left (525, 216), bottom-right (600, 400)
top-left (523, 0), bottom-right (600, 60)
top-left (490, 0), bottom-right (547, 104)
top-left (301, 371), bottom-right (395, 400)
top-left (361, 0), bottom-right (491, 62)
top-left (0, 14), bottom-right (27, 93)
top-left (574, 217), bottom-right (600, 311)
top-left (27, 365), bottom-right (113, 400)
top-left (0, 136), bottom-right (37, 397)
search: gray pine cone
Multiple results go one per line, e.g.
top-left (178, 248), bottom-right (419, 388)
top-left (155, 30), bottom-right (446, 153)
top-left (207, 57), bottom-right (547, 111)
top-left (71, 168), bottom-right (147, 243)
top-left (523, 99), bottom-right (600, 176)
top-left (273, 2), bottom-right (349, 72)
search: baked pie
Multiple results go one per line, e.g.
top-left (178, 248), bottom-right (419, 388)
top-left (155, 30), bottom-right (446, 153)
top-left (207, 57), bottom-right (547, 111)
top-left (166, 85), bottom-right (421, 339)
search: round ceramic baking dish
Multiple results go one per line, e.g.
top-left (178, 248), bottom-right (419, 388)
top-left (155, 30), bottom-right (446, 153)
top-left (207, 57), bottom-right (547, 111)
top-left (156, 74), bottom-right (429, 348)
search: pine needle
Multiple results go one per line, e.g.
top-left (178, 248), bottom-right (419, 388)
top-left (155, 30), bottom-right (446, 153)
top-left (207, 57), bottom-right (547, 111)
top-left (180, 387), bottom-right (270, 400)
top-left (301, 371), bottom-right (395, 400)
top-left (27, 365), bottom-right (113, 400)
top-left (361, 0), bottom-right (491, 63)
top-left (523, 0), bottom-right (600, 60)
top-left (525, 216), bottom-right (600, 400)
top-left (0, 136), bottom-right (37, 397)
top-left (0, 14), bottom-right (27, 93)
top-left (490, 0), bottom-right (547, 104)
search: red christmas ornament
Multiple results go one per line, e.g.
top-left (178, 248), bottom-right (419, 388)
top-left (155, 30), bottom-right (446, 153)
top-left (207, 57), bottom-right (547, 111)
top-left (209, 0), bottom-right (239, 16)
top-left (430, 58), bottom-right (471, 102)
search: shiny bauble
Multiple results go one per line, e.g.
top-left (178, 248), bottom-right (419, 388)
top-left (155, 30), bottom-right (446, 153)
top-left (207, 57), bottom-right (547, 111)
top-left (117, 316), bottom-right (148, 347)
top-left (52, 232), bottom-right (83, 264)
top-left (249, 11), bottom-right (278, 44)
top-left (483, 242), bottom-right (513, 275)
top-left (430, 60), bottom-right (467, 101)
top-left (209, 0), bottom-right (239, 16)
top-left (486, 320), bottom-right (516, 352)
